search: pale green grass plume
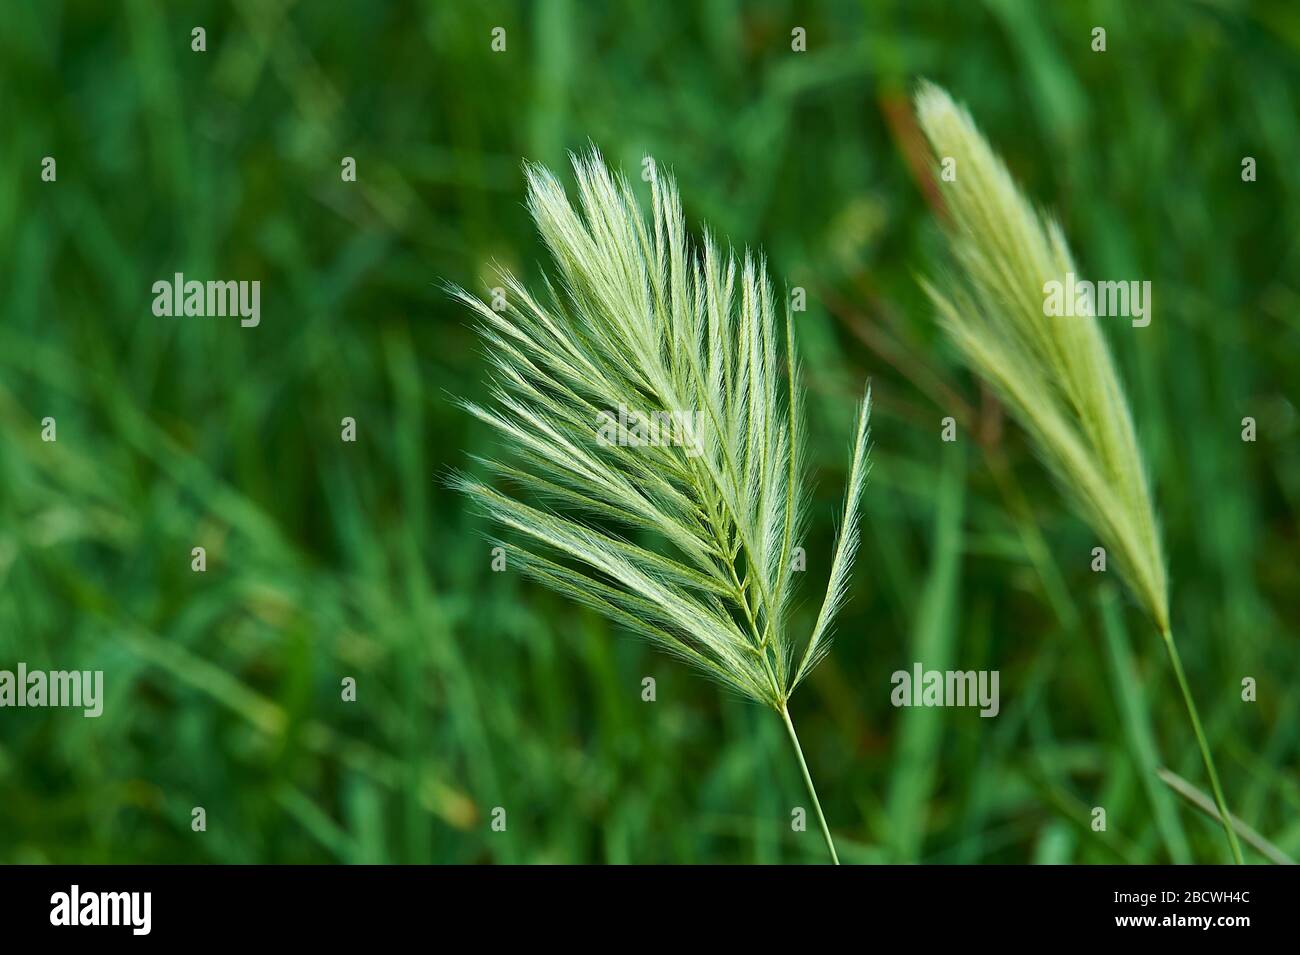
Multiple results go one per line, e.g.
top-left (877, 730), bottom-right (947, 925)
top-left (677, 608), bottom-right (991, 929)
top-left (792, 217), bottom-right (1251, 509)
top-left (915, 81), bottom-right (1244, 863)
top-left (914, 81), bottom-right (1165, 634)
top-left (453, 151), bottom-right (870, 863)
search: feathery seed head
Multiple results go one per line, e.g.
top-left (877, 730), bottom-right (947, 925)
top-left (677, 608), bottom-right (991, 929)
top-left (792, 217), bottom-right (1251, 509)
top-left (915, 81), bottom-right (1168, 632)
top-left (453, 150), bottom-right (871, 709)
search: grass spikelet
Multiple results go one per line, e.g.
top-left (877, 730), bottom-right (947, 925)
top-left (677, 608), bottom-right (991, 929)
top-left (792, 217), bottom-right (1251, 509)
top-left (914, 81), bottom-right (1165, 633)
top-left (914, 81), bottom-right (1244, 863)
top-left (452, 150), bottom-right (871, 863)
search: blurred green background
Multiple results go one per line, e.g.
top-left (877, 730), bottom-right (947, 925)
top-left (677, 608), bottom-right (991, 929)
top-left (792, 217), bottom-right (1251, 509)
top-left (1, 0), bottom-right (1297, 864)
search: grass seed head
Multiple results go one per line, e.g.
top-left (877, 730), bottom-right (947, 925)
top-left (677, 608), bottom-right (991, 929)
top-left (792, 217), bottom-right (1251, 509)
top-left (453, 150), bottom-right (871, 709)
top-left (915, 81), bottom-right (1168, 633)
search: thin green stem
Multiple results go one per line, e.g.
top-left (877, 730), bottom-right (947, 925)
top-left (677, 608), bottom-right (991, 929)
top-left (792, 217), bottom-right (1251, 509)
top-left (779, 704), bottom-right (839, 864)
top-left (1160, 628), bottom-right (1244, 864)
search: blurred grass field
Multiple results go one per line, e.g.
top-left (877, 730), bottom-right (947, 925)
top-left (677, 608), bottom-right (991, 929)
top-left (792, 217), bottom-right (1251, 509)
top-left (1, 0), bottom-right (1297, 864)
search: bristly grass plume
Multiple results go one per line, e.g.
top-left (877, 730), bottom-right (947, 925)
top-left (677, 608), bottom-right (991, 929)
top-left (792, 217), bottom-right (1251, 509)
top-left (452, 150), bottom-right (871, 864)
top-left (914, 81), bottom-right (1244, 863)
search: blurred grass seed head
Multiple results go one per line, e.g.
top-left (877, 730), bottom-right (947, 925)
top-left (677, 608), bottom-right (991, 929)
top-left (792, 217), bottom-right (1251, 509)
top-left (915, 81), bottom-right (1168, 634)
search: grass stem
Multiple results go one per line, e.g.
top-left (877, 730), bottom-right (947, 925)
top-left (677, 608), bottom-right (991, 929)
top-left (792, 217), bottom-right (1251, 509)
top-left (1161, 629), bottom-right (1245, 864)
top-left (780, 704), bottom-right (840, 864)
top-left (1157, 768), bottom-right (1294, 864)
